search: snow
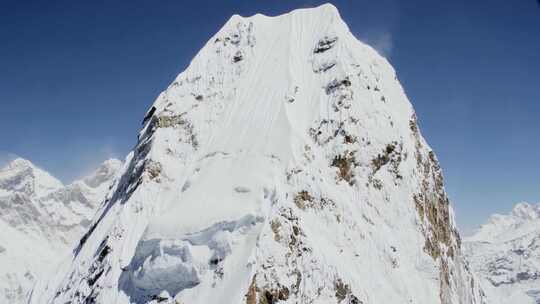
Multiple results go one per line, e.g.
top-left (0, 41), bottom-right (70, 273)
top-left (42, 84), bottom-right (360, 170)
top-left (464, 202), bottom-right (540, 304)
top-left (0, 158), bottom-right (64, 197)
top-left (30, 4), bottom-right (486, 304)
top-left (0, 158), bottom-right (122, 303)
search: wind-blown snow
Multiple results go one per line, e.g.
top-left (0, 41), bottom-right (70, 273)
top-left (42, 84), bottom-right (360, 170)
top-left (30, 4), bottom-right (486, 304)
top-left (0, 158), bottom-right (122, 303)
top-left (464, 202), bottom-right (540, 304)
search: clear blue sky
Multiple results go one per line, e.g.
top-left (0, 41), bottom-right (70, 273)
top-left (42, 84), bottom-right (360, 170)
top-left (1, 0), bottom-right (539, 234)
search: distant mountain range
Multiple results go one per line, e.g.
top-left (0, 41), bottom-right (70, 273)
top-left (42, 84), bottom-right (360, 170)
top-left (465, 202), bottom-right (540, 304)
top-left (0, 157), bottom-right (122, 303)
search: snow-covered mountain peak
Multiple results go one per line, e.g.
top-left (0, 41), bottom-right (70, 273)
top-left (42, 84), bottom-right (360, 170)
top-left (4, 157), bottom-right (33, 170)
top-left (468, 202), bottom-right (540, 243)
top-left (464, 202), bottom-right (540, 304)
top-left (82, 158), bottom-right (123, 189)
top-left (227, 3), bottom-right (340, 24)
top-left (0, 157), bottom-right (63, 197)
top-left (33, 5), bottom-right (486, 304)
top-left (510, 202), bottom-right (540, 220)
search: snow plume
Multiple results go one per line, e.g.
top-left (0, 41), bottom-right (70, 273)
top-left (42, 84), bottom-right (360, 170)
top-left (362, 29), bottom-right (394, 58)
top-left (52, 140), bottom-right (124, 183)
top-left (69, 144), bottom-right (123, 183)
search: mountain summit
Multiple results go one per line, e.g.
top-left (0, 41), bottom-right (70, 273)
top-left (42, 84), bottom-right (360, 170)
top-left (31, 4), bottom-right (486, 304)
top-left (0, 158), bottom-right (63, 197)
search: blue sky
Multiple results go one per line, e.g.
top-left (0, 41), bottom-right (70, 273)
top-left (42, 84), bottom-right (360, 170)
top-left (1, 0), bottom-right (539, 234)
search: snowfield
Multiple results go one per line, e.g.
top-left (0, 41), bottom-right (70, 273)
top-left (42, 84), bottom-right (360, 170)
top-left (0, 158), bottom-right (122, 303)
top-left (464, 202), bottom-right (540, 304)
top-left (29, 4), bottom-right (486, 304)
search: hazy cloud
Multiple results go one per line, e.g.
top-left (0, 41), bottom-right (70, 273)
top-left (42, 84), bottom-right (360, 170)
top-left (64, 143), bottom-right (124, 183)
top-left (362, 30), bottom-right (394, 58)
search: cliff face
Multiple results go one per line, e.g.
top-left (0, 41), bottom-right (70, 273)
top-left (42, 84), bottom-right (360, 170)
top-left (31, 4), bottom-right (486, 304)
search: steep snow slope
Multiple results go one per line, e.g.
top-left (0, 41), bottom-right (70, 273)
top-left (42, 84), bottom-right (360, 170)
top-left (31, 4), bottom-right (486, 304)
top-left (464, 202), bottom-right (540, 304)
top-left (0, 158), bottom-right (122, 303)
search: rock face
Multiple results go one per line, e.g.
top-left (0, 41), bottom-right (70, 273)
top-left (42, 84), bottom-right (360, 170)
top-left (464, 202), bottom-right (540, 304)
top-left (31, 4), bottom-right (486, 304)
top-left (0, 158), bottom-right (122, 303)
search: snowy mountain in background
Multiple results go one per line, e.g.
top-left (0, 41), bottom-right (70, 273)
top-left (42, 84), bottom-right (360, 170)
top-left (0, 158), bottom-right (122, 303)
top-left (31, 4), bottom-right (486, 304)
top-left (464, 202), bottom-right (540, 304)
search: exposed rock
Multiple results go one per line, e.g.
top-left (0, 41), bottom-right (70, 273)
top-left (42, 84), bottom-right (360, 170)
top-left (314, 36), bottom-right (338, 53)
top-left (332, 151), bottom-right (357, 185)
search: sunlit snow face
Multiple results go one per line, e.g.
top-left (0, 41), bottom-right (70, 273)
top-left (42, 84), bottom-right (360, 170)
top-left (128, 239), bottom-right (203, 297)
